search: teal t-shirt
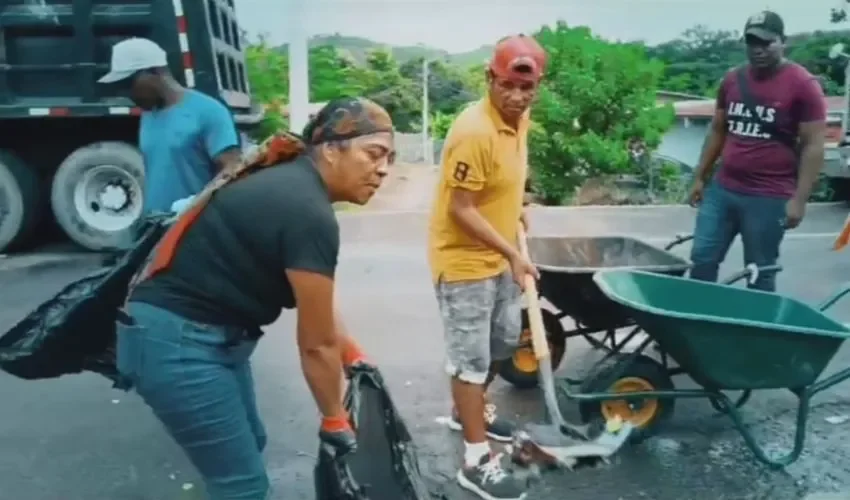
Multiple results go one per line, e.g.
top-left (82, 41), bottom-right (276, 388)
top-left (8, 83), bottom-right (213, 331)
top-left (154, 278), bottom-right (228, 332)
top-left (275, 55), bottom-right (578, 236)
top-left (138, 90), bottom-right (238, 213)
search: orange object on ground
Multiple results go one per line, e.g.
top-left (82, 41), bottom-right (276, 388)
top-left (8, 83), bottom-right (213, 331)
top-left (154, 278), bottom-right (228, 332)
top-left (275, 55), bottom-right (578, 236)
top-left (834, 214), bottom-right (850, 251)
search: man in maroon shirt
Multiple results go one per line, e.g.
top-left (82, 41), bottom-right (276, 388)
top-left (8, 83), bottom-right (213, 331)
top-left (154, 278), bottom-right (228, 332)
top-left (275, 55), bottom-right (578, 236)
top-left (687, 10), bottom-right (827, 291)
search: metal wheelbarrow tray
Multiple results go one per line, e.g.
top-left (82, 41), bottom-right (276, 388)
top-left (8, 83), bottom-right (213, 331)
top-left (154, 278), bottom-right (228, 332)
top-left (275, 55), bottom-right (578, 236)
top-left (561, 269), bottom-right (850, 467)
top-left (498, 235), bottom-right (693, 390)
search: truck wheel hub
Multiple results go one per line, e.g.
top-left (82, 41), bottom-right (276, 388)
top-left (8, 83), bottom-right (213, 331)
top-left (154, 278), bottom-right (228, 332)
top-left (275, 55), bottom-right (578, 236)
top-left (73, 164), bottom-right (142, 233)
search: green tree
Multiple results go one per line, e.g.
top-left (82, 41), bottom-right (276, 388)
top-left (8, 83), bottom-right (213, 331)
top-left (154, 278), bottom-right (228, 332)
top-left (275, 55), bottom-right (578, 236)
top-left (786, 31), bottom-right (848, 95)
top-left (462, 63), bottom-right (487, 95)
top-left (651, 25), bottom-right (848, 97)
top-left (309, 44), bottom-right (365, 101)
top-left (399, 57), bottom-right (478, 116)
top-left (834, 3), bottom-right (848, 23)
top-left (529, 22), bottom-right (675, 205)
top-left (430, 111), bottom-right (456, 139)
top-left (358, 48), bottom-right (422, 131)
top-left (245, 36), bottom-right (289, 139)
top-left (647, 25), bottom-right (744, 96)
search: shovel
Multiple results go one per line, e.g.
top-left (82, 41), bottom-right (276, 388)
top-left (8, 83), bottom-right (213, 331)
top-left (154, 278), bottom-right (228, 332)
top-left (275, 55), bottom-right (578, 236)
top-left (517, 225), bottom-right (590, 440)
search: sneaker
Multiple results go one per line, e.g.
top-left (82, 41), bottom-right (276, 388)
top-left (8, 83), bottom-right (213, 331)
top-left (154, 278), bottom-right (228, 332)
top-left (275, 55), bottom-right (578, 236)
top-left (448, 403), bottom-right (516, 442)
top-left (456, 453), bottom-right (527, 500)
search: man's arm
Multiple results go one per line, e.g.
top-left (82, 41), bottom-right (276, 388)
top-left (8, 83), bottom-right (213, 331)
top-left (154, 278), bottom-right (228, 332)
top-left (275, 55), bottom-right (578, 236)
top-left (445, 137), bottom-right (520, 260)
top-left (793, 78), bottom-right (828, 203)
top-left (694, 79), bottom-right (729, 183)
top-left (202, 99), bottom-right (242, 173)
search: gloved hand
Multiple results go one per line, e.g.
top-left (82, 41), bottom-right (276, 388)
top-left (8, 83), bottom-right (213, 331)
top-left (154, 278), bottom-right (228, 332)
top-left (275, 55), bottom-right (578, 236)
top-left (170, 195), bottom-right (196, 215)
top-left (319, 414), bottom-right (357, 457)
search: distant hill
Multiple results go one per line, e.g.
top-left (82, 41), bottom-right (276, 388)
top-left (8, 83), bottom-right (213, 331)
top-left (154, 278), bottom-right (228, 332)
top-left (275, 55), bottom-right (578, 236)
top-left (275, 34), bottom-right (492, 66)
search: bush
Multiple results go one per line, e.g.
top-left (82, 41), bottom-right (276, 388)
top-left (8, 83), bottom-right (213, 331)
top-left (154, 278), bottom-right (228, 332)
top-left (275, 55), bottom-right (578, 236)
top-left (528, 23), bottom-right (675, 205)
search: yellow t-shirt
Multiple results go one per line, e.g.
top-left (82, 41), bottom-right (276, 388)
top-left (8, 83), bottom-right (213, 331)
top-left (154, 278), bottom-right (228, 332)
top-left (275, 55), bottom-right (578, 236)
top-left (427, 98), bottom-right (529, 284)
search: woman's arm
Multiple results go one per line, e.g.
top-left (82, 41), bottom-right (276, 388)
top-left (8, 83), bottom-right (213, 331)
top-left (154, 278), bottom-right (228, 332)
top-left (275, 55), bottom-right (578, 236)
top-left (287, 269), bottom-right (344, 419)
top-left (335, 307), bottom-right (367, 368)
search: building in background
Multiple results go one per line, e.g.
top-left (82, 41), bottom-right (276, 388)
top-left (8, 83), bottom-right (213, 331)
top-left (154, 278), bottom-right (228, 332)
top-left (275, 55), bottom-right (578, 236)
top-left (656, 96), bottom-right (845, 171)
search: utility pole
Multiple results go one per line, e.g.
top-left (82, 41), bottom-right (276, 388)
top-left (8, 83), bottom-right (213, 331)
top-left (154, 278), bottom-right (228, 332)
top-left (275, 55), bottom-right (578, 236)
top-left (287, 0), bottom-right (309, 134)
top-left (421, 59), bottom-right (431, 164)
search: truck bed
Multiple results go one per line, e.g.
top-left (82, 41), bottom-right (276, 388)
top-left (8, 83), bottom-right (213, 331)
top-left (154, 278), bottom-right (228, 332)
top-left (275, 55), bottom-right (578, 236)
top-left (0, 0), bottom-right (254, 119)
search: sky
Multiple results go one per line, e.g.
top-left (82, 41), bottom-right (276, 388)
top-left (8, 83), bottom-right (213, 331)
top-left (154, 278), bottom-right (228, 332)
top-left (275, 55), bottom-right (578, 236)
top-left (235, 0), bottom-right (845, 52)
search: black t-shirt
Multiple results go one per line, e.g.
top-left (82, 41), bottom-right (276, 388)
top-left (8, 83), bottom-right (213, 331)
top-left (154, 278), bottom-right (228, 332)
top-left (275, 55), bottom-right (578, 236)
top-left (130, 156), bottom-right (339, 327)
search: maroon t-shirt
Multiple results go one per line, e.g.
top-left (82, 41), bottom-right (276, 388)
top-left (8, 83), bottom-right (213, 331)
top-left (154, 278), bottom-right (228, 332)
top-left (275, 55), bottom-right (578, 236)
top-left (715, 63), bottom-right (826, 198)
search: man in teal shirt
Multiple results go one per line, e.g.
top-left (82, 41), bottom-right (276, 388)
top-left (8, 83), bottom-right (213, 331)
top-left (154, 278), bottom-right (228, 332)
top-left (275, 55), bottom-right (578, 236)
top-left (99, 38), bottom-right (241, 213)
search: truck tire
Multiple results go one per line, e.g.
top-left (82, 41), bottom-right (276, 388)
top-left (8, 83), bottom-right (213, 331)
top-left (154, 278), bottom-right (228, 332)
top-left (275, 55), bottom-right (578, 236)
top-left (50, 141), bottom-right (145, 251)
top-left (0, 150), bottom-right (42, 253)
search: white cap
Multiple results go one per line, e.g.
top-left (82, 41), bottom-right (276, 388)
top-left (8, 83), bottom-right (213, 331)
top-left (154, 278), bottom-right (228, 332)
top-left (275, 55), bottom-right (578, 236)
top-left (98, 38), bottom-right (168, 84)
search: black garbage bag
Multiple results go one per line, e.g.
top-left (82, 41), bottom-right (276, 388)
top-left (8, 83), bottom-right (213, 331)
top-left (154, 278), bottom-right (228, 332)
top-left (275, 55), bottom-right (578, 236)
top-left (314, 365), bottom-right (445, 500)
top-left (0, 215), bottom-right (170, 385)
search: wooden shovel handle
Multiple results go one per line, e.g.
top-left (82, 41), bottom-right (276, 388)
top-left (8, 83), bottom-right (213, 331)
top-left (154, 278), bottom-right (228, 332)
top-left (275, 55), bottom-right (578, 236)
top-left (517, 225), bottom-right (550, 360)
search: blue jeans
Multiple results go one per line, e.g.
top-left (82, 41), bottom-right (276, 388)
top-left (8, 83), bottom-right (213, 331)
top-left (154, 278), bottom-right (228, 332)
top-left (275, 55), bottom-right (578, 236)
top-left (689, 182), bottom-right (786, 292)
top-left (116, 302), bottom-right (270, 500)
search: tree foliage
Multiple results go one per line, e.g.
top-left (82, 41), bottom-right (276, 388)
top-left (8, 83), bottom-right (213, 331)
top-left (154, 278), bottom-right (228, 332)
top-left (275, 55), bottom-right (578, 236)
top-left (647, 25), bottom-right (849, 97)
top-left (358, 49), bottom-right (423, 131)
top-left (245, 20), bottom-right (849, 204)
top-left (528, 23), bottom-right (674, 204)
top-left (646, 26), bottom-right (744, 96)
top-left (244, 36), bottom-right (288, 138)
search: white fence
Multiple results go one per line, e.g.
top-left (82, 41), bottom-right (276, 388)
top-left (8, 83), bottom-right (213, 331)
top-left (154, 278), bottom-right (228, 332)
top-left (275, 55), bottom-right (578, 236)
top-left (394, 133), bottom-right (443, 164)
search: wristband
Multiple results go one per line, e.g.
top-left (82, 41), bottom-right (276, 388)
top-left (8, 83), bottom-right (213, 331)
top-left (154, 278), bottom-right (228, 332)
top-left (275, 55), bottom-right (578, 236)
top-left (341, 338), bottom-right (367, 367)
top-left (321, 414), bottom-right (351, 433)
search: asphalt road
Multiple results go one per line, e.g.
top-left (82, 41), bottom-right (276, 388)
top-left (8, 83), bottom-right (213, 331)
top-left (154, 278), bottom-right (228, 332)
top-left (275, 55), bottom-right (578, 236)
top-left (2, 203), bottom-right (850, 500)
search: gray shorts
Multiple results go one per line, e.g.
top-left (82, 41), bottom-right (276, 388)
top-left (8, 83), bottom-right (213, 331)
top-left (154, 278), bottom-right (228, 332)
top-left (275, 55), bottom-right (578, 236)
top-left (434, 270), bottom-right (522, 385)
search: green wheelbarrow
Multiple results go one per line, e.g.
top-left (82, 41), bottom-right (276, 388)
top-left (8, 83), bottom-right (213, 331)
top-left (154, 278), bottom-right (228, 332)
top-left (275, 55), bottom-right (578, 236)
top-left (557, 267), bottom-right (850, 468)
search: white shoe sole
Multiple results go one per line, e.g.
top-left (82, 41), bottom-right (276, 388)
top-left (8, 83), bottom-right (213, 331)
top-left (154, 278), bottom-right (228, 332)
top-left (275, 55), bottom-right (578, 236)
top-left (456, 469), bottom-right (527, 500)
top-left (446, 420), bottom-right (513, 443)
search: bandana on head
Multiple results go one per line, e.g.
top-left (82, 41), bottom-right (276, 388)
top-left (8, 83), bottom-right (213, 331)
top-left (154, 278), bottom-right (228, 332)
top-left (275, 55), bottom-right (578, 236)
top-left (128, 97), bottom-right (393, 289)
top-left (306, 97), bottom-right (394, 144)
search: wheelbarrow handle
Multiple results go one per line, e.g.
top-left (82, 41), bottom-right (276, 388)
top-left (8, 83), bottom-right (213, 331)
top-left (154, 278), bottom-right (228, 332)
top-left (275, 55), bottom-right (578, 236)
top-left (818, 282), bottom-right (850, 312)
top-left (663, 233), bottom-right (694, 251)
top-left (721, 263), bottom-right (783, 286)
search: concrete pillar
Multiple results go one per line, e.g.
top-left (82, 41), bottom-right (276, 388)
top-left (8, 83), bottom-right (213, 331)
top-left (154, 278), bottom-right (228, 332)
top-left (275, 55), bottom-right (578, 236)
top-left (287, 0), bottom-right (309, 134)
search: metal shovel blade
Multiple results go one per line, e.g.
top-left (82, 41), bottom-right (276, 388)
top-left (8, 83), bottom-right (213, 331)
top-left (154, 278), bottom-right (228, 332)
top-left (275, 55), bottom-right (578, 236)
top-left (512, 421), bottom-right (635, 470)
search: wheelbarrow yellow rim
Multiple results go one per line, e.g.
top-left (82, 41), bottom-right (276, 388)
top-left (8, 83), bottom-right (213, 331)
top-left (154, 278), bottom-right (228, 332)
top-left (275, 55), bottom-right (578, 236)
top-left (512, 328), bottom-right (539, 373)
top-left (600, 377), bottom-right (659, 428)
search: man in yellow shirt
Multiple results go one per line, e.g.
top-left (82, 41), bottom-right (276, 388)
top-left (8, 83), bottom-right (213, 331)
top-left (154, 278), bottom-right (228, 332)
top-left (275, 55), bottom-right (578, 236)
top-left (428, 34), bottom-right (546, 500)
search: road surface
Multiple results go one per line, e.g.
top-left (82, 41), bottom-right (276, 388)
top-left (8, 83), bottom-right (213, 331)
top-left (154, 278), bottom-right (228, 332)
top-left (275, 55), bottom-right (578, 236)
top-left (2, 200), bottom-right (850, 500)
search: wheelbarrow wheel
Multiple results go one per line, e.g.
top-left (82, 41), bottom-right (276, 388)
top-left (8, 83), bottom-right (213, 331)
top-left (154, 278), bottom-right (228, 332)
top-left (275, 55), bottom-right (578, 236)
top-left (498, 308), bottom-right (566, 390)
top-left (577, 355), bottom-right (675, 443)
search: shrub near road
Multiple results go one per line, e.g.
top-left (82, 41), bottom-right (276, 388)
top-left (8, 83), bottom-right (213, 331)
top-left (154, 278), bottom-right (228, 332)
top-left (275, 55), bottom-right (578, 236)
top-left (528, 22), bottom-right (675, 206)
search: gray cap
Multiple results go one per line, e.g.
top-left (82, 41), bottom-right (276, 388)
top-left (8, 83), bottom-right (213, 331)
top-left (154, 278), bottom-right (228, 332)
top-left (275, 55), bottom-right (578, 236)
top-left (98, 37), bottom-right (167, 83)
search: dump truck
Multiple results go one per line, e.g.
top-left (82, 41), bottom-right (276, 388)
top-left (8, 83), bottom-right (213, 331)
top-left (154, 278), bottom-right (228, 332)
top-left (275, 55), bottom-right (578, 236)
top-left (0, 0), bottom-right (260, 253)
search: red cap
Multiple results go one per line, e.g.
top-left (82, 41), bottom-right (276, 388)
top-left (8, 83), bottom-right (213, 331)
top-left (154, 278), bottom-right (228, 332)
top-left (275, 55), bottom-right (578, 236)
top-left (489, 35), bottom-right (547, 82)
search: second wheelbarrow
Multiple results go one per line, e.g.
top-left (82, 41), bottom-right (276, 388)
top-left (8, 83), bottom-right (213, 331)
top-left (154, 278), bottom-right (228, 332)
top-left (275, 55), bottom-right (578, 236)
top-left (498, 234), bottom-right (694, 389)
top-left (559, 268), bottom-right (850, 467)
